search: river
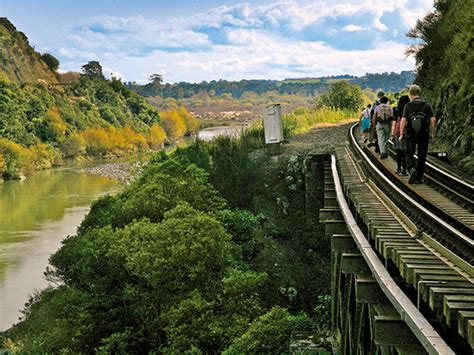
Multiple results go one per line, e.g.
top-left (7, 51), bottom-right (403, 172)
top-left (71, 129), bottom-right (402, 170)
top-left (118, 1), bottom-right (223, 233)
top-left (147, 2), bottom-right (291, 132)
top-left (196, 125), bottom-right (247, 141)
top-left (0, 167), bottom-right (119, 330)
top-left (0, 125), bottom-right (245, 331)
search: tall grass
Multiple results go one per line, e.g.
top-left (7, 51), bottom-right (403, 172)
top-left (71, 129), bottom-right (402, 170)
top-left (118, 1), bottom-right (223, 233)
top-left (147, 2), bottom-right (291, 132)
top-left (239, 106), bottom-right (355, 149)
top-left (283, 106), bottom-right (355, 136)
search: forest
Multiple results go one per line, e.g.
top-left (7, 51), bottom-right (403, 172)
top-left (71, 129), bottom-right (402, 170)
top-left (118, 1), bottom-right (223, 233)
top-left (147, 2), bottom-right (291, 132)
top-left (127, 71), bottom-right (415, 99)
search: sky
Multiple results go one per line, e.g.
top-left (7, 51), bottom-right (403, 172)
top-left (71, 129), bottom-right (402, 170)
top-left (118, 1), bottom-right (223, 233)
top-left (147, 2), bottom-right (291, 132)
top-left (0, 0), bottom-right (433, 83)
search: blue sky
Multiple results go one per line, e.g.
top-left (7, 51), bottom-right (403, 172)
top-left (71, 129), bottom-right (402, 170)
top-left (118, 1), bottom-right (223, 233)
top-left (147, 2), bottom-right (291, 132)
top-left (0, 0), bottom-right (433, 83)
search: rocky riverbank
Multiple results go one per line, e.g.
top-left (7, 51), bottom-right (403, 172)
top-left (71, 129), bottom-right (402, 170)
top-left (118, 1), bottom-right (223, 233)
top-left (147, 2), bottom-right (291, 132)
top-left (82, 162), bottom-right (146, 184)
top-left (82, 122), bottom-right (355, 184)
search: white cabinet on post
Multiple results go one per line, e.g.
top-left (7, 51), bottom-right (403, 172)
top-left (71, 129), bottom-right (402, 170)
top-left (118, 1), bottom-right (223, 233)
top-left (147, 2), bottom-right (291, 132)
top-left (263, 104), bottom-right (283, 154)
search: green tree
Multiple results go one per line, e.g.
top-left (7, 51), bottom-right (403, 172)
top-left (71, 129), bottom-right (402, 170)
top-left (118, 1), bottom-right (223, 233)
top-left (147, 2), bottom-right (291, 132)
top-left (149, 73), bottom-right (163, 86)
top-left (81, 60), bottom-right (104, 79)
top-left (317, 81), bottom-right (363, 111)
top-left (41, 53), bottom-right (59, 71)
top-left (224, 307), bottom-right (314, 354)
top-left (407, 0), bottom-right (473, 172)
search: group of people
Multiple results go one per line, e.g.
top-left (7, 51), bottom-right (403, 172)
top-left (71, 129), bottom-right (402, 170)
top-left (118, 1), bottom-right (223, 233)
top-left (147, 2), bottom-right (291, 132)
top-left (359, 84), bottom-right (437, 185)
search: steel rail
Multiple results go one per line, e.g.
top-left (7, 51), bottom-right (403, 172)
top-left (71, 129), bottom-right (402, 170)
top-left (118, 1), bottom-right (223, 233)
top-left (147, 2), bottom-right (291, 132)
top-left (422, 154), bottom-right (474, 190)
top-left (387, 139), bottom-right (474, 190)
top-left (331, 154), bottom-right (454, 355)
top-left (349, 123), bottom-right (473, 250)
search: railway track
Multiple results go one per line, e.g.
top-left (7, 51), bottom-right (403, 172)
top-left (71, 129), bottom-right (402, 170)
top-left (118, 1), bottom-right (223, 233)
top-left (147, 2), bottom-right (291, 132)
top-left (321, 123), bottom-right (473, 353)
top-left (355, 126), bottom-right (473, 261)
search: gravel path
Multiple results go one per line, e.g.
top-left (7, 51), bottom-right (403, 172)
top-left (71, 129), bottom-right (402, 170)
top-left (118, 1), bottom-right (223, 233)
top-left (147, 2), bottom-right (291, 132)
top-left (281, 120), bottom-right (356, 156)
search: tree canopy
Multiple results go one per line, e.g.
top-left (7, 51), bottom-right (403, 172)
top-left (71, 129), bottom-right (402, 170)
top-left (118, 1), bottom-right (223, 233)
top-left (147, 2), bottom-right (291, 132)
top-left (408, 0), bottom-right (473, 172)
top-left (81, 60), bottom-right (104, 79)
top-left (40, 53), bottom-right (59, 72)
top-left (317, 81), bottom-right (364, 111)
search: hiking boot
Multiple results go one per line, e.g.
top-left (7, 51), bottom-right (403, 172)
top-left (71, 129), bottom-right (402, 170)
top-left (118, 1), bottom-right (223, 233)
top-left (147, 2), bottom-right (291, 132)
top-left (408, 168), bottom-right (417, 184)
top-left (395, 169), bottom-right (401, 175)
top-left (400, 171), bottom-right (408, 176)
top-left (380, 153), bottom-right (388, 159)
top-left (413, 179), bottom-right (425, 185)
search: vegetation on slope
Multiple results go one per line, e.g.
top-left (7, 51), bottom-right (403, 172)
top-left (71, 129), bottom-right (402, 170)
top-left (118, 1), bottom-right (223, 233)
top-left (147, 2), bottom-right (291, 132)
top-left (0, 74), bottom-right (168, 179)
top-left (0, 22), bottom-right (201, 180)
top-left (1, 102), bottom-right (351, 352)
top-left (0, 18), bottom-right (57, 84)
top-left (408, 0), bottom-right (473, 173)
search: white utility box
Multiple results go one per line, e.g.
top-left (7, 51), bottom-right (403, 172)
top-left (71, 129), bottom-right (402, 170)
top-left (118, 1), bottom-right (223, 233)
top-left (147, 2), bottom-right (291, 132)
top-left (263, 104), bottom-right (283, 144)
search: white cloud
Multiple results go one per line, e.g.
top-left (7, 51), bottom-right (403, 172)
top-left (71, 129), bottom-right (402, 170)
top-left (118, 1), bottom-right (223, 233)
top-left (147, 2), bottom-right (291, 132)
top-left (94, 29), bottom-right (415, 84)
top-left (342, 24), bottom-right (365, 32)
top-left (54, 0), bottom-right (433, 82)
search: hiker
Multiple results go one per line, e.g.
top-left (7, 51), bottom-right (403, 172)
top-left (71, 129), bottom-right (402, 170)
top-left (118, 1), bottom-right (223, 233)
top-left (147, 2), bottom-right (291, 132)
top-left (373, 96), bottom-right (393, 159)
top-left (400, 85), bottom-right (437, 184)
top-left (391, 94), bottom-right (410, 175)
top-left (369, 91), bottom-right (385, 152)
top-left (359, 104), bottom-right (372, 143)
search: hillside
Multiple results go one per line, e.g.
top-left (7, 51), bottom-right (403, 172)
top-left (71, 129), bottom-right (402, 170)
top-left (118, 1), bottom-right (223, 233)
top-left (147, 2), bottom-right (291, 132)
top-left (0, 19), bottom-right (197, 181)
top-left (409, 0), bottom-right (473, 173)
top-left (0, 18), bottom-right (58, 84)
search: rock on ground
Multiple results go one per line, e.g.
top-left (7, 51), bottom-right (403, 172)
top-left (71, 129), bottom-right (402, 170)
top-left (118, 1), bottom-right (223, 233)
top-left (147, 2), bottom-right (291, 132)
top-left (82, 162), bottom-right (146, 184)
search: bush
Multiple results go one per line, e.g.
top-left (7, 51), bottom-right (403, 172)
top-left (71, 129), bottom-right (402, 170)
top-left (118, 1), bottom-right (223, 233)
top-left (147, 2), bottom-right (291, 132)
top-left (62, 132), bottom-right (86, 159)
top-left (0, 138), bottom-right (31, 178)
top-left (224, 307), bottom-right (314, 354)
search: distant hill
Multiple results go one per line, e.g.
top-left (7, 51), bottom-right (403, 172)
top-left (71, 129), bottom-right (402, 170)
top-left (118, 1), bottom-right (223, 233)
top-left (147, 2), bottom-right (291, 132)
top-left (0, 18), bottom-right (58, 84)
top-left (127, 71), bottom-right (415, 99)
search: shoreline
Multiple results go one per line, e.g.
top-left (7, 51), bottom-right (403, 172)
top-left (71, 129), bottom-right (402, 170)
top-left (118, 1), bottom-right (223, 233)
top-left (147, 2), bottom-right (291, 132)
top-left (81, 161), bottom-right (146, 185)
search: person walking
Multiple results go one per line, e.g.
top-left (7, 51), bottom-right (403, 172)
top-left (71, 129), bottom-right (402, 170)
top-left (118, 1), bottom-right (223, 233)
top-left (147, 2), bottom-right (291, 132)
top-left (373, 96), bottom-right (393, 159)
top-left (359, 104), bottom-right (372, 144)
top-left (391, 94), bottom-right (410, 175)
top-left (400, 85), bottom-right (437, 184)
top-left (369, 91), bottom-right (385, 151)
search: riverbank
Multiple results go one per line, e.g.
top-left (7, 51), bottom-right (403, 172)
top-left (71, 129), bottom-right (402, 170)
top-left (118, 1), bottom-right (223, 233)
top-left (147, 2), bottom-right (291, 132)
top-left (81, 161), bottom-right (145, 185)
top-left (81, 121), bottom-right (355, 183)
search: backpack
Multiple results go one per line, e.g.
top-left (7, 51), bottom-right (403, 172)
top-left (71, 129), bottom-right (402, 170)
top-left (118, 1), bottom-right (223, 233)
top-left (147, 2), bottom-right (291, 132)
top-left (362, 108), bottom-right (370, 118)
top-left (375, 103), bottom-right (392, 122)
top-left (370, 101), bottom-right (379, 119)
top-left (408, 102), bottom-right (429, 133)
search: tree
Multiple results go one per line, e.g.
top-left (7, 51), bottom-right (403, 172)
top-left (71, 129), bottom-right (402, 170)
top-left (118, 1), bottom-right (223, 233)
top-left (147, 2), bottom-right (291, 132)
top-left (149, 74), bottom-right (163, 86)
top-left (147, 74), bottom-right (163, 96)
top-left (406, 0), bottom-right (473, 172)
top-left (81, 61), bottom-right (104, 79)
top-left (224, 307), bottom-right (314, 354)
top-left (35, 107), bottom-right (66, 143)
top-left (178, 106), bottom-right (198, 134)
top-left (317, 81), bottom-right (363, 111)
top-left (62, 132), bottom-right (86, 159)
top-left (160, 109), bottom-right (186, 140)
top-left (41, 53), bottom-right (59, 71)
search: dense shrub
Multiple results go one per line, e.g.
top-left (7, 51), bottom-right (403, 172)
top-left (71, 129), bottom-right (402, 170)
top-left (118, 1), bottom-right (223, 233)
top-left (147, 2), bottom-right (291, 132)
top-left (408, 0), bottom-right (473, 172)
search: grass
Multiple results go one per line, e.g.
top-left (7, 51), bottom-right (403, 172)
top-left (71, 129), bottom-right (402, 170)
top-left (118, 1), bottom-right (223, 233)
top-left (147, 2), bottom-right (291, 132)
top-left (238, 106), bottom-right (355, 149)
top-left (283, 107), bottom-right (356, 136)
